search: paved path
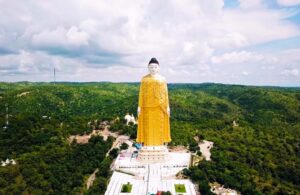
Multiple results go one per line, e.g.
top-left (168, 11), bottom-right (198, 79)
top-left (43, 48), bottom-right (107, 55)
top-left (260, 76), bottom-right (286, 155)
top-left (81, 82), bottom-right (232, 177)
top-left (86, 169), bottom-right (98, 189)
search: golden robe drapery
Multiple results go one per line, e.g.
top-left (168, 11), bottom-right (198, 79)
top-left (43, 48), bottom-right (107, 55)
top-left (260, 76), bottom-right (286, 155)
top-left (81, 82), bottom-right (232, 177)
top-left (137, 74), bottom-right (171, 146)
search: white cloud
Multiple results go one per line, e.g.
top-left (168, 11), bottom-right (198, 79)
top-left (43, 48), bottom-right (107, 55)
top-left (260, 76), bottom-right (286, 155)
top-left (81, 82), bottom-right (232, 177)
top-left (271, 49), bottom-right (300, 68)
top-left (277, 0), bottom-right (300, 6)
top-left (242, 71), bottom-right (250, 75)
top-left (32, 26), bottom-right (89, 49)
top-left (66, 27), bottom-right (89, 46)
top-left (19, 50), bottom-right (36, 73)
top-left (210, 32), bottom-right (248, 48)
top-left (0, 0), bottom-right (299, 85)
top-left (222, 9), bottom-right (299, 45)
top-left (211, 51), bottom-right (264, 64)
top-left (239, 0), bottom-right (263, 9)
top-left (281, 68), bottom-right (299, 76)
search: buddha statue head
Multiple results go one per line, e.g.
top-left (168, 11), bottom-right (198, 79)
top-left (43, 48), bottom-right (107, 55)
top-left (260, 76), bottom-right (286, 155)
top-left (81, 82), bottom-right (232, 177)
top-left (148, 57), bottom-right (160, 76)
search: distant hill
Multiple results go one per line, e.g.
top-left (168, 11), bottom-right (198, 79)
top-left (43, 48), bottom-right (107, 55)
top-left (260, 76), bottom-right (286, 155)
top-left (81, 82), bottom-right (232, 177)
top-left (0, 82), bottom-right (299, 194)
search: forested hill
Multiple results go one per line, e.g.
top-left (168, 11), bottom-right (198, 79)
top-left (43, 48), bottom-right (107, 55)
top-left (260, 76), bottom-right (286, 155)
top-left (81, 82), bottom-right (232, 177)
top-left (0, 82), bottom-right (299, 194)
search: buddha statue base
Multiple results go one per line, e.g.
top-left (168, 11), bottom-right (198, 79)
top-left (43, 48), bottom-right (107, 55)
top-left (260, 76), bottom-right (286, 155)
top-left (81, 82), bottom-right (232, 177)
top-left (137, 145), bottom-right (169, 163)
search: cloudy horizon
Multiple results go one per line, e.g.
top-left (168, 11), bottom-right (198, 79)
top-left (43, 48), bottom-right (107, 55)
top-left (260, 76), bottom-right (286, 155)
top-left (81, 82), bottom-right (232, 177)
top-left (0, 0), bottom-right (300, 86)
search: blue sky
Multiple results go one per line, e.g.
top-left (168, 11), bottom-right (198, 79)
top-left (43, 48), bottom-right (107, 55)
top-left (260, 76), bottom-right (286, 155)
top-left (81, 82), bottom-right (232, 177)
top-left (0, 0), bottom-right (300, 86)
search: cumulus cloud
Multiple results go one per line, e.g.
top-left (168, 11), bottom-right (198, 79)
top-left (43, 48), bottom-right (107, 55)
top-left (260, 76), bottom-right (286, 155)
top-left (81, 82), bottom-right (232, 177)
top-left (32, 26), bottom-right (89, 49)
top-left (210, 32), bottom-right (248, 48)
top-left (239, 0), bottom-right (263, 9)
top-left (19, 51), bottom-right (37, 73)
top-left (277, 0), bottom-right (300, 6)
top-left (242, 71), bottom-right (250, 75)
top-left (0, 51), bottom-right (38, 75)
top-left (211, 51), bottom-right (264, 64)
top-left (281, 68), bottom-right (299, 76)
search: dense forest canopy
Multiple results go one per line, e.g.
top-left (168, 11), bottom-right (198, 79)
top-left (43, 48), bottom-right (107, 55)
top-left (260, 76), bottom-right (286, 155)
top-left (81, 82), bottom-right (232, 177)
top-left (0, 82), bottom-right (299, 194)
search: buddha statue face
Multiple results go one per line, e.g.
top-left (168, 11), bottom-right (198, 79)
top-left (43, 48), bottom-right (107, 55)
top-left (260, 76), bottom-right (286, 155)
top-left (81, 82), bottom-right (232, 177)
top-left (148, 63), bottom-right (160, 76)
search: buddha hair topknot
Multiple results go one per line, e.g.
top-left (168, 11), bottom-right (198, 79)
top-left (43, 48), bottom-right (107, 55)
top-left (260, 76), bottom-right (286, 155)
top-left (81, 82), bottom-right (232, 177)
top-left (148, 57), bottom-right (159, 65)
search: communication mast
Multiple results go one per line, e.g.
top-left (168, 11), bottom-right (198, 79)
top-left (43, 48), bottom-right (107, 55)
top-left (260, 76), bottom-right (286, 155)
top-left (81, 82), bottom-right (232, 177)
top-left (53, 67), bottom-right (56, 84)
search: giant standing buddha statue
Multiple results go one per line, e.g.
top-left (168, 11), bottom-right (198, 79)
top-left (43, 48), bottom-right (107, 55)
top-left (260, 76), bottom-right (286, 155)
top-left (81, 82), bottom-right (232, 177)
top-left (137, 58), bottom-right (171, 162)
top-left (105, 58), bottom-right (195, 195)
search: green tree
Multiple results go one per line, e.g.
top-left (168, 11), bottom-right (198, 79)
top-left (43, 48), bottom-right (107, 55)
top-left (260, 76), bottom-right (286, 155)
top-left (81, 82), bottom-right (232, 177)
top-left (109, 148), bottom-right (119, 159)
top-left (120, 143), bottom-right (129, 150)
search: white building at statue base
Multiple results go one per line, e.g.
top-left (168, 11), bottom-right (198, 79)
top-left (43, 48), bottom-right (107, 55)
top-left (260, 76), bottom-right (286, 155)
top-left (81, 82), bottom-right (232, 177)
top-left (105, 146), bottom-right (197, 195)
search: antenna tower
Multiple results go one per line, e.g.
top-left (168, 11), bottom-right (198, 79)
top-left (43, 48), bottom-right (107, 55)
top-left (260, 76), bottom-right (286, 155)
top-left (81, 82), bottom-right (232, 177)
top-left (54, 67), bottom-right (56, 84)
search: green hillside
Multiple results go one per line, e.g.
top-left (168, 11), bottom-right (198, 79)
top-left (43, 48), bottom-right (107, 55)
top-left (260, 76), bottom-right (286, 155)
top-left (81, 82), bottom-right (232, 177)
top-left (0, 82), bottom-right (299, 194)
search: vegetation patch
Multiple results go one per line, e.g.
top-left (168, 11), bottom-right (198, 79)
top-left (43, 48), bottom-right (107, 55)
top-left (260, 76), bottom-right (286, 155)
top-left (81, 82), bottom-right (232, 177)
top-left (0, 83), bottom-right (299, 194)
top-left (121, 182), bottom-right (132, 193)
top-left (175, 184), bottom-right (186, 193)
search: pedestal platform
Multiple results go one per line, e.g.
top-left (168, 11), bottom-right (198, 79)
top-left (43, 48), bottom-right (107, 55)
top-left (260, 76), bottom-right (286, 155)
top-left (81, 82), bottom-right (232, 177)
top-left (106, 146), bottom-right (196, 195)
top-left (137, 145), bottom-right (168, 163)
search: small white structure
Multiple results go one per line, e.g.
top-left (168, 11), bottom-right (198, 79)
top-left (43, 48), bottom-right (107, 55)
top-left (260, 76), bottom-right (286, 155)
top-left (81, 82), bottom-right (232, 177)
top-left (11, 159), bottom-right (16, 165)
top-left (233, 120), bottom-right (238, 127)
top-left (211, 184), bottom-right (240, 195)
top-left (124, 113), bottom-right (137, 125)
top-left (1, 158), bottom-right (16, 167)
top-left (199, 140), bottom-right (214, 161)
top-left (5, 159), bottom-right (10, 164)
